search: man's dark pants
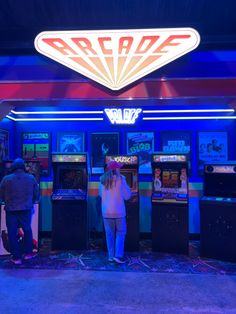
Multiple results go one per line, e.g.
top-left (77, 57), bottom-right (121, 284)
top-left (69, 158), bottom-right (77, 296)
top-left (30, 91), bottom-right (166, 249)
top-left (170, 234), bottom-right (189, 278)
top-left (6, 210), bottom-right (32, 259)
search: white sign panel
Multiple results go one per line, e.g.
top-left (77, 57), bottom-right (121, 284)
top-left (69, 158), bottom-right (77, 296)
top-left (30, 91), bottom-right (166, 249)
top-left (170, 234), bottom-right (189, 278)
top-left (35, 28), bottom-right (200, 90)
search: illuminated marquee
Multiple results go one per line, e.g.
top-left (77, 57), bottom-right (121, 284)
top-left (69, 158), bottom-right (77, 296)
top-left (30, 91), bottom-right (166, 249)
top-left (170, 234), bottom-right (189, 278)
top-left (52, 154), bottom-right (87, 163)
top-left (106, 155), bottom-right (138, 165)
top-left (205, 165), bottom-right (236, 174)
top-left (104, 108), bottom-right (142, 124)
top-left (34, 28), bottom-right (200, 90)
top-left (153, 154), bottom-right (187, 162)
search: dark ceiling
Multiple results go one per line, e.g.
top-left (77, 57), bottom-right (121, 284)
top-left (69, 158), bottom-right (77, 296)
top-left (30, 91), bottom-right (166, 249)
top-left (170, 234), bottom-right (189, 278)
top-left (0, 0), bottom-right (236, 55)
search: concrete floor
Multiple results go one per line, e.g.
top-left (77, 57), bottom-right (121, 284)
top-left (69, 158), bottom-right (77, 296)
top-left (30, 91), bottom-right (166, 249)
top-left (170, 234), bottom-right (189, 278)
top-left (0, 269), bottom-right (236, 313)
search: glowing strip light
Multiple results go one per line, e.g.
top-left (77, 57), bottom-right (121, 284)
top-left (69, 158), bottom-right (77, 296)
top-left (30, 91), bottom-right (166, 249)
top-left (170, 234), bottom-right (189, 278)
top-left (6, 115), bottom-right (103, 121)
top-left (143, 116), bottom-right (236, 120)
top-left (10, 109), bottom-right (234, 115)
top-left (7, 115), bottom-right (236, 122)
top-left (11, 110), bottom-right (103, 114)
top-left (143, 109), bottom-right (234, 113)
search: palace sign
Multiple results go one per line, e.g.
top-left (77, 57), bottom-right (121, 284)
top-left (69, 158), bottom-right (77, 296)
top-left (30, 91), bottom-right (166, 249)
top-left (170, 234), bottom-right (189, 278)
top-left (104, 108), bottom-right (142, 124)
top-left (35, 28), bottom-right (200, 91)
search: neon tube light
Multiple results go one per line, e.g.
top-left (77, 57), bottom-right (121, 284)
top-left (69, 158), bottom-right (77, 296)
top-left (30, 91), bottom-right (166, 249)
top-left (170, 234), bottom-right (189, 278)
top-left (7, 115), bottom-right (235, 122)
top-left (143, 109), bottom-right (234, 113)
top-left (10, 109), bottom-right (234, 116)
top-left (11, 110), bottom-right (103, 114)
top-left (6, 116), bottom-right (103, 121)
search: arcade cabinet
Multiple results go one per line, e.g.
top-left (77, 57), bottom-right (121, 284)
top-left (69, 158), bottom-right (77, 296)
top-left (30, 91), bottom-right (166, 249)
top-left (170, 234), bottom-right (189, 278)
top-left (200, 162), bottom-right (236, 262)
top-left (105, 155), bottom-right (139, 251)
top-left (0, 159), bottom-right (41, 255)
top-left (151, 154), bottom-right (189, 254)
top-left (51, 153), bottom-right (88, 250)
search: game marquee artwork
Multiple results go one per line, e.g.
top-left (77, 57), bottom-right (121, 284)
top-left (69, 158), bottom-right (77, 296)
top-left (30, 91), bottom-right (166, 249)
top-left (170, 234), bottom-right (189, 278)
top-left (91, 132), bottom-right (119, 173)
top-left (198, 131), bottom-right (228, 174)
top-left (57, 132), bottom-right (85, 153)
top-left (22, 132), bottom-right (50, 176)
top-left (126, 132), bottom-right (154, 174)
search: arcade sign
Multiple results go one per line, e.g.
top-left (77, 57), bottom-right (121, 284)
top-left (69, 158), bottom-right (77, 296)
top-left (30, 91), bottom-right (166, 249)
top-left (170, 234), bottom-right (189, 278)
top-left (34, 28), bottom-right (200, 90)
top-left (104, 108), bottom-right (142, 124)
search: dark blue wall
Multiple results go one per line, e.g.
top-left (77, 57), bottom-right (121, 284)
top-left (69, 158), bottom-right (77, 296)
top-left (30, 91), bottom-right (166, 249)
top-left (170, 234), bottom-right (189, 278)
top-left (1, 112), bottom-right (234, 234)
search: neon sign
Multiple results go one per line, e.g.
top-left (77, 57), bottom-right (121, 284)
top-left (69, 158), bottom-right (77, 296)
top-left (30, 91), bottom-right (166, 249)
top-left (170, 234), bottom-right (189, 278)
top-left (104, 108), bottom-right (142, 124)
top-left (34, 28), bottom-right (200, 90)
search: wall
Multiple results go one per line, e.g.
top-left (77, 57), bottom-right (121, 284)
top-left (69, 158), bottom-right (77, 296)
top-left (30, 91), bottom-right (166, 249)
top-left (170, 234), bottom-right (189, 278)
top-left (0, 43), bottom-right (236, 237)
top-left (0, 118), bottom-right (15, 160)
top-left (1, 111), bottom-right (234, 234)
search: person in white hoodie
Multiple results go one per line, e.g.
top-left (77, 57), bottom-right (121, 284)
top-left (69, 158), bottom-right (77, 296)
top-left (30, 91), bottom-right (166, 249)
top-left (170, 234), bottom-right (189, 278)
top-left (99, 160), bottom-right (131, 264)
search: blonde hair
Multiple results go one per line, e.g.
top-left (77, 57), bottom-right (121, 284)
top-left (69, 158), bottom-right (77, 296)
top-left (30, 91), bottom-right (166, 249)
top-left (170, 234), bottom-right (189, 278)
top-left (100, 169), bottom-right (120, 190)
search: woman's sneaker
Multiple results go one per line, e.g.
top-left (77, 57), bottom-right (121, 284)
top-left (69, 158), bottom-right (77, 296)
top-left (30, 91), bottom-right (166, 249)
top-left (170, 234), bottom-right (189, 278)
top-left (23, 252), bottom-right (38, 260)
top-left (10, 258), bottom-right (22, 265)
top-left (113, 257), bottom-right (126, 264)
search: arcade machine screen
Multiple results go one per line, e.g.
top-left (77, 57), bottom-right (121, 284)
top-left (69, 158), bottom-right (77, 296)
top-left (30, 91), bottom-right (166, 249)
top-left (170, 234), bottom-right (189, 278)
top-left (162, 170), bottom-right (179, 188)
top-left (204, 166), bottom-right (236, 198)
top-left (56, 166), bottom-right (87, 191)
top-left (205, 175), bottom-right (236, 198)
top-left (153, 166), bottom-right (188, 202)
top-left (122, 172), bottom-right (133, 188)
top-left (121, 170), bottom-right (133, 189)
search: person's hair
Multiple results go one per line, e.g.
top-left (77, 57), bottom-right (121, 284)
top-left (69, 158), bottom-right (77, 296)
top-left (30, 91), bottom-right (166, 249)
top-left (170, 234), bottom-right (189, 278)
top-left (100, 169), bottom-right (120, 190)
top-left (11, 158), bottom-right (26, 171)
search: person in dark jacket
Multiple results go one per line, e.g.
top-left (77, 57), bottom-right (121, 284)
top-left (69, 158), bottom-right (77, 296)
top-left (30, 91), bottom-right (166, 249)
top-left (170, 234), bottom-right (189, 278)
top-left (0, 158), bottom-right (39, 265)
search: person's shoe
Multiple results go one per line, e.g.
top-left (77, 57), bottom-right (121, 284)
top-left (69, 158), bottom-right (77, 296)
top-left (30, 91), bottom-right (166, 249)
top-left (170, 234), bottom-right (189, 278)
top-left (23, 252), bottom-right (38, 260)
top-left (10, 258), bottom-right (22, 265)
top-left (113, 257), bottom-right (126, 264)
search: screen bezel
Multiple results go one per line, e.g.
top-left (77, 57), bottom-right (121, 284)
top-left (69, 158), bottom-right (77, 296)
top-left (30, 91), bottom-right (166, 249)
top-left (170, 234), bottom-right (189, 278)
top-left (54, 164), bottom-right (87, 191)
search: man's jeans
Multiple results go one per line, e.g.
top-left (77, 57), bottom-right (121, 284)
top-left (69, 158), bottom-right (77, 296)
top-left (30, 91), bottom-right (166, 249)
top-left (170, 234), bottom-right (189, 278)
top-left (103, 217), bottom-right (126, 259)
top-left (6, 210), bottom-right (33, 259)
